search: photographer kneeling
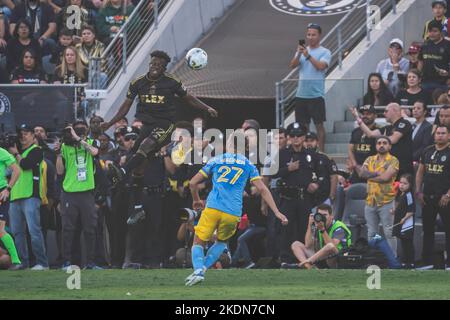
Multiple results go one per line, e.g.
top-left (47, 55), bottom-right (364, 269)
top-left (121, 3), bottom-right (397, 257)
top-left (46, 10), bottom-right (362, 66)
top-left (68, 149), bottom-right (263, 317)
top-left (289, 203), bottom-right (352, 269)
top-left (56, 120), bottom-right (101, 270)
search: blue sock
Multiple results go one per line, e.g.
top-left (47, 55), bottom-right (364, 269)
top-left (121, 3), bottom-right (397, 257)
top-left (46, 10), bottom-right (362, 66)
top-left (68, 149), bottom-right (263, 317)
top-left (191, 245), bottom-right (205, 273)
top-left (204, 242), bottom-right (227, 269)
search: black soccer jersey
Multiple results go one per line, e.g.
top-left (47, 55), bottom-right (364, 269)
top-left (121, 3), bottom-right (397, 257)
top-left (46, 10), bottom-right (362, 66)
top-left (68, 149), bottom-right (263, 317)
top-left (393, 191), bottom-right (415, 237)
top-left (127, 73), bottom-right (188, 124)
top-left (350, 126), bottom-right (379, 165)
top-left (419, 38), bottom-right (450, 84)
top-left (420, 144), bottom-right (450, 197)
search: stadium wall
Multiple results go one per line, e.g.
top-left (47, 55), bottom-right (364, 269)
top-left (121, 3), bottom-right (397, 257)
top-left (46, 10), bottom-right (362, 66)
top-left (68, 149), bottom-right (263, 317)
top-left (98, 0), bottom-right (237, 123)
top-left (285, 0), bottom-right (431, 133)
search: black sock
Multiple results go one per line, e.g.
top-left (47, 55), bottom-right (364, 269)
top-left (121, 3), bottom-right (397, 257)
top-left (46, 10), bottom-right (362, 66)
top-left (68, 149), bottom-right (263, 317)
top-left (124, 153), bottom-right (146, 175)
top-left (132, 176), bottom-right (144, 212)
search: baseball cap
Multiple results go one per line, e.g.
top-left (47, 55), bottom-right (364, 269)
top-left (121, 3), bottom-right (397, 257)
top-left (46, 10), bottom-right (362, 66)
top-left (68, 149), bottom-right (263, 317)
top-left (389, 38), bottom-right (404, 49)
top-left (305, 132), bottom-right (318, 140)
top-left (307, 23), bottom-right (322, 33)
top-left (358, 105), bottom-right (377, 114)
top-left (287, 122), bottom-right (306, 137)
top-left (73, 119), bottom-right (88, 127)
top-left (17, 124), bottom-right (33, 133)
top-left (432, 0), bottom-right (447, 8)
top-left (408, 44), bottom-right (420, 54)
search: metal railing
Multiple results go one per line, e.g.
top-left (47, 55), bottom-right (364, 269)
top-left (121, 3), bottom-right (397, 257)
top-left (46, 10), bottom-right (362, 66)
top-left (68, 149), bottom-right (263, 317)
top-left (89, 0), bottom-right (172, 90)
top-left (275, 0), bottom-right (399, 128)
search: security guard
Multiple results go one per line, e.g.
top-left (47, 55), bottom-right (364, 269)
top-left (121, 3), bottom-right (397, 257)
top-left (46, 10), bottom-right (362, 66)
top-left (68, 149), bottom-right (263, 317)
top-left (415, 125), bottom-right (450, 270)
top-left (304, 132), bottom-right (338, 207)
top-left (274, 123), bottom-right (325, 263)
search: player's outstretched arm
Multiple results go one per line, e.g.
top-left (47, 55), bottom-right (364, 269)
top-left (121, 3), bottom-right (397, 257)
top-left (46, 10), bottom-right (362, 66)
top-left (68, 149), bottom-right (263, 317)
top-left (182, 94), bottom-right (218, 118)
top-left (101, 99), bottom-right (133, 131)
top-left (252, 179), bottom-right (288, 225)
top-left (189, 172), bottom-right (207, 211)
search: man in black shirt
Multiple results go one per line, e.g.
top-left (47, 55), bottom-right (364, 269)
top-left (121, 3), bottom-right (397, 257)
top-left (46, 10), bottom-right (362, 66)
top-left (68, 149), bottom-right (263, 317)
top-left (101, 50), bottom-right (218, 220)
top-left (415, 126), bottom-right (450, 270)
top-left (418, 20), bottom-right (450, 96)
top-left (351, 103), bottom-right (414, 177)
top-left (274, 123), bottom-right (324, 263)
top-left (348, 105), bottom-right (379, 183)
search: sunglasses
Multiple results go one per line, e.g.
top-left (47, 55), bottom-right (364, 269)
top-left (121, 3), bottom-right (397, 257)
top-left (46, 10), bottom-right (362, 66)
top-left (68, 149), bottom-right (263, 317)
top-left (124, 136), bottom-right (137, 142)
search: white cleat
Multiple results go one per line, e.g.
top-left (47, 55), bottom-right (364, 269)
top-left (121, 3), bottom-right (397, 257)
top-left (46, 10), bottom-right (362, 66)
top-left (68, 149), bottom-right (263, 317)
top-left (185, 274), bottom-right (204, 287)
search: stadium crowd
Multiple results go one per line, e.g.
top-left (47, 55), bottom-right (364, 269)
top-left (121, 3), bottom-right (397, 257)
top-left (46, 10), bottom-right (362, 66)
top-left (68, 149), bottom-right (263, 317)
top-left (0, 0), bottom-right (449, 272)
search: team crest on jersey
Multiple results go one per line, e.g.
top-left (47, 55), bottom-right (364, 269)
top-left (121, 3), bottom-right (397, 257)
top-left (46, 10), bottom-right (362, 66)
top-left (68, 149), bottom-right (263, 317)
top-left (0, 93), bottom-right (11, 114)
top-left (442, 156), bottom-right (447, 162)
top-left (269, 0), bottom-right (361, 16)
top-left (398, 122), bottom-right (405, 128)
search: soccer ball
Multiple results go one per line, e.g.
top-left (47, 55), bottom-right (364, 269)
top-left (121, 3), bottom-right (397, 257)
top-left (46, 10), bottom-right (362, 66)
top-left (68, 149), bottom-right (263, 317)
top-left (186, 48), bottom-right (208, 70)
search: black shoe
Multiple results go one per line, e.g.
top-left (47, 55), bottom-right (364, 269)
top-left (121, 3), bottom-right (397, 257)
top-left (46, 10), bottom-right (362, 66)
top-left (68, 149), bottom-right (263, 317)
top-left (401, 263), bottom-right (415, 269)
top-left (108, 163), bottom-right (125, 186)
top-left (9, 263), bottom-right (26, 271)
top-left (127, 206), bottom-right (146, 225)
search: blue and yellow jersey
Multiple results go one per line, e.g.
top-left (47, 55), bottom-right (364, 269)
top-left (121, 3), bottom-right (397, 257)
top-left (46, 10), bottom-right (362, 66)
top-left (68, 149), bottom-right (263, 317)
top-left (199, 153), bottom-right (261, 217)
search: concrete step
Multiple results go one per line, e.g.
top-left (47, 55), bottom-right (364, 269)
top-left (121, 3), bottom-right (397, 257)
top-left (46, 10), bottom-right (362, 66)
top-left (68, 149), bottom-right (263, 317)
top-left (325, 143), bottom-right (348, 155)
top-left (325, 132), bottom-right (351, 143)
top-left (334, 120), bottom-right (356, 133)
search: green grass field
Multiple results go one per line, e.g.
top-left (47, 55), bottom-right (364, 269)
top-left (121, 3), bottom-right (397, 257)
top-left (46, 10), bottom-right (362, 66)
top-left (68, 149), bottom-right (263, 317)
top-left (1, 269), bottom-right (450, 300)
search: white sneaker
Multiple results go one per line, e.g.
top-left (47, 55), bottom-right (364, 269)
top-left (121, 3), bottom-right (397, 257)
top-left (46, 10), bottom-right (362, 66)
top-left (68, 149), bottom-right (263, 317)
top-left (445, 265), bottom-right (450, 271)
top-left (416, 265), bottom-right (434, 271)
top-left (185, 274), bottom-right (204, 287)
top-left (31, 264), bottom-right (49, 271)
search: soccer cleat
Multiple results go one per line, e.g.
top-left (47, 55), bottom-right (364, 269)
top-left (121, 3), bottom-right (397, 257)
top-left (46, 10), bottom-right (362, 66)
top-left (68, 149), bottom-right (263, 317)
top-left (9, 263), bottom-right (26, 271)
top-left (185, 272), bottom-right (205, 287)
top-left (243, 261), bottom-right (256, 269)
top-left (280, 262), bottom-right (300, 269)
top-left (185, 269), bottom-right (205, 284)
top-left (127, 206), bottom-right (146, 225)
top-left (108, 163), bottom-right (126, 186)
top-left (445, 265), bottom-right (450, 271)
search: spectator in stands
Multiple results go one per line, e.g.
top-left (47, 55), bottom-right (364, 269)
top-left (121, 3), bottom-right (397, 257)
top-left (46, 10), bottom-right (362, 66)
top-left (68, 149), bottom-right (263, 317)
top-left (289, 23), bottom-right (331, 151)
top-left (418, 20), bottom-right (450, 95)
top-left (354, 136), bottom-right (399, 253)
top-left (406, 44), bottom-right (421, 70)
top-left (114, 116), bottom-right (128, 131)
top-left (8, 124), bottom-right (49, 270)
top-left (415, 125), bottom-right (450, 270)
top-left (53, 46), bottom-right (88, 117)
top-left (10, 48), bottom-right (47, 84)
top-left (44, 28), bottom-right (73, 75)
top-left (57, 0), bottom-right (90, 40)
top-left (376, 38), bottom-right (409, 97)
top-left (411, 100), bottom-right (433, 164)
top-left (132, 119), bottom-right (143, 130)
top-left (287, 204), bottom-right (352, 269)
top-left (0, 8), bottom-right (8, 55)
top-left (96, 0), bottom-right (134, 44)
top-left (6, 19), bottom-right (42, 73)
top-left (348, 105), bottom-right (379, 183)
top-left (392, 173), bottom-right (416, 268)
top-left (351, 103), bottom-right (414, 177)
top-left (423, 0), bottom-right (449, 41)
top-left (433, 105), bottom-right (450, 135)
top-left (9, 0), bottom-right (57, 56)
top-left (363, 73), bottom-right (395, 108)
top-left (395, 69), bottom-right (429, 106)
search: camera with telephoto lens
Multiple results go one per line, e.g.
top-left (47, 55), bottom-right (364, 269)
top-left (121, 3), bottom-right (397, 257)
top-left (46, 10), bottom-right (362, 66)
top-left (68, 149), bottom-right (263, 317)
top-left (179, 208), bottom-right (201, 222)
top-left (313, 212), bottom-right (327, 224)
top-left (61, 127), bottom-right (77, 146)
top-left (0, 133), bottom-right (18, 149)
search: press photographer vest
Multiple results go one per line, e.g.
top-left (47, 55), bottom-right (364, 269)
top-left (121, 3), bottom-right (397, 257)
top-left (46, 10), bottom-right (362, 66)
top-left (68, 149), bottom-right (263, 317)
top-left (10, 144), bottom-right (48, 204)
top-left (318, 220), bottom-right (352, 252)
top-left (61, 139), bottom-right (95, 193)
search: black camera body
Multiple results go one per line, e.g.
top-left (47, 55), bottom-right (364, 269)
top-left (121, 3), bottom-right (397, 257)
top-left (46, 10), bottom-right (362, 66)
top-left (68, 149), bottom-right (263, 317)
top-left (179, 208), bottom-right (202, 222)
top-left (313, 212), bottom-right (327, 224)
top-left (61, 128), bottom-right (77, 146)
top-left (0, 133), bottom-right (18, 149)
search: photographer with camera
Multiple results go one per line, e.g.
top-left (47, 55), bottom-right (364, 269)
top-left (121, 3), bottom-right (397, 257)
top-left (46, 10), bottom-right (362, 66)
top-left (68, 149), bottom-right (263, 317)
top-left (56, 119), bottom-right (102, 270)
top-left (8, 124), bottom-right (49, 270)
top-left (287, 204), bottom-right (352, 269)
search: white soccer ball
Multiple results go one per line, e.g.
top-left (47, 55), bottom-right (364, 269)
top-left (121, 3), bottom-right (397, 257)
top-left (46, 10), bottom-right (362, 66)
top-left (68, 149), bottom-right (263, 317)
top-left (186, 48), bottom-right (208, 70)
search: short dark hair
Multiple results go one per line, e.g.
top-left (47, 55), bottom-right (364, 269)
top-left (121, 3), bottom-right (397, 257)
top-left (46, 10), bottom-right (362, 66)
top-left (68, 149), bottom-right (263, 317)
top-left (81, 25), bottom-right (96, 35)
top-left (277, 127), bottom-right (287, 135)
top-left (435, 125), bottom-right (449, 133)
top-left (376, 135), bottom-right (392, 145)
top-left (244, 119), bottom-right (261, 131)
top-left (428, 20), bottom-right (443, 32)
top-left (307, 23), bottom-right (322, 34)
top-left (414, 99), bottom-right (428, 111)
top-left (59, 28), bottom-right (73, 37)
top-left (33, 125), bottom-right (48, 134)
top-left (150, 50), bottom-right (171, 66)
top-left (90, 115), bottom-right (104, 123)
top-left (317, 203), bottom-right (332, 215)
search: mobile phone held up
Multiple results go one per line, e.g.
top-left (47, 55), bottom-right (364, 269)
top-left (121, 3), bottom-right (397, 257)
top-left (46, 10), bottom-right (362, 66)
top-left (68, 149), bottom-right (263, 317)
top-left (299, 39), bottom-right (306, 47)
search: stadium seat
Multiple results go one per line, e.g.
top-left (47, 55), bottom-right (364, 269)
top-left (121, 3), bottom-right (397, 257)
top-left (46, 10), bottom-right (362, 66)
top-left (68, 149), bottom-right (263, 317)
top-left (342, 183), bottom-right (367, 240)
